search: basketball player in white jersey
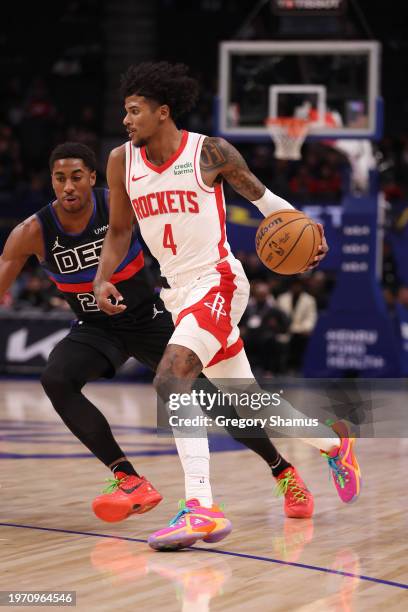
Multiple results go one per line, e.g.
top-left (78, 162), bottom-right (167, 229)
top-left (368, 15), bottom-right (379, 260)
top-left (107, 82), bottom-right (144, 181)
top-left (94, 62), bottom-right (361, 551)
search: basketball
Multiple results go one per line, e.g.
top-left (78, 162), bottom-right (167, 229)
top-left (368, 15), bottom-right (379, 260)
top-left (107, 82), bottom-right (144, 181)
top-left (255, 209), bottom-right (321, 275)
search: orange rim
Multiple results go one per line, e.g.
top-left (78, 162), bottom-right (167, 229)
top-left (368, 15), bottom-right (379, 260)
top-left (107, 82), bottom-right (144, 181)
top-left (265, 117), bottom-right (310, 137)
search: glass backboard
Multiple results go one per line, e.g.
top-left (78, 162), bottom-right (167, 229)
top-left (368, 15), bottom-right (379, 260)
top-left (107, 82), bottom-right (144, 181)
top-left (217, 41), bottom-right (382, 141)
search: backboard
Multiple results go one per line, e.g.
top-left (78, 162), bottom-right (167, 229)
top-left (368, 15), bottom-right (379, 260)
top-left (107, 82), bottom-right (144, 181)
top-left (217, 41), bottom-right (382, 141)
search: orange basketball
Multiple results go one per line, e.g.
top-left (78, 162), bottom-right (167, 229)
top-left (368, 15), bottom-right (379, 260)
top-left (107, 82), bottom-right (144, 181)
top-left (255, 209), bottom-right (321, 275)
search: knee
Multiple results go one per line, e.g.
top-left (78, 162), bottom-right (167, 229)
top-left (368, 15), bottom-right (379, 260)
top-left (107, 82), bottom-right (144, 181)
top-left (153, 365), bottom-right (191, 401)
top-left (156, 345), bottom-right (202, 380)
top-left (153, 345), bottom-right (203, 401)
top-left (40, 364), bottom-right (82, 399)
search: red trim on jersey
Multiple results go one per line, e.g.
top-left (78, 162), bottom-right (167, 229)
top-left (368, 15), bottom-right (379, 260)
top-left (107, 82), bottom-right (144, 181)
top-left (141, 130), bottom-right (188, 174)
top-left (127, 142), bottom-right (133, 196)
top-left (52, 251), bottom-right (144, 293)
top-left (175, 260), bottom-right (237, 350)
top-left (110, 250), bottom-right (144, 283)
top-left (214, 183), bottom-right (228, 259)
top-left (193, 135), bottom-right (214, 194)
top-left (127, 142), bottom-right (132, 198)
top-left (206, 337), bottom-right (244, 368)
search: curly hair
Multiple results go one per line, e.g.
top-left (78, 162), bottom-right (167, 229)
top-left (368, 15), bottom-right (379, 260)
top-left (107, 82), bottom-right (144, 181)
top-left (49, 142), bottom-right (96, 172)
top-left (120, 62), bottom-right (199, 120)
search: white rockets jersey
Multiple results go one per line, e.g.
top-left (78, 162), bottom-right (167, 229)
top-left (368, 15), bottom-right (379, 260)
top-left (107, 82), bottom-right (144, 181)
top-left (125, 130), bottom-right (232, 279)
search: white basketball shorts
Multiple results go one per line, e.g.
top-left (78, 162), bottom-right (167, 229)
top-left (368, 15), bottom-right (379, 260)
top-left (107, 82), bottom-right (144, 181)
top-left (160, 257), bottom-right (250, 368)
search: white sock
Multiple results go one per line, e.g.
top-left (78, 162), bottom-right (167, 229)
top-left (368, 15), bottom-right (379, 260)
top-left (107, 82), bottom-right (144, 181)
top-left (174, 435), bottom-right (213, 507)
top-left (301, 437), bottom-right (340, 453)
top-left (166, 396), bottom-right (213, 507)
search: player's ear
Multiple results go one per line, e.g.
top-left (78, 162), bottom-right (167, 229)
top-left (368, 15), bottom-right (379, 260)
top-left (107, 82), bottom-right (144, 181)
top-left (159, 104), bottom-right (170, 122)
top-left (90, 170), bottom-right (96, 187)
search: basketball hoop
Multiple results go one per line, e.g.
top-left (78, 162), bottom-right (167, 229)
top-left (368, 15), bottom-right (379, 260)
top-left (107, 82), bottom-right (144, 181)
top-left (266, 117), bottom-right (310, 160)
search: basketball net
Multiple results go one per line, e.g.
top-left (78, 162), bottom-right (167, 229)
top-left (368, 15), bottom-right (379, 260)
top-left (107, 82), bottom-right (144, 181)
top-left (266, 117), bottom-right (310, 160)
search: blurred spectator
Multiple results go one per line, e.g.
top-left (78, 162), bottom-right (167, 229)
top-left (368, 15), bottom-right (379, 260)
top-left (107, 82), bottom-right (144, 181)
top-left (383, 286), bottom-right (396, 313)
top-left (242, 281), bottom-right (276, 329)
top-left (270, 158), bottom-right (291, 197)
top-left (314, 163), bottom-right (342, 200)
top-left (289, 166), bottom-right (318, 201)
top-left (0, 124), bottom-right (21, 196)
top-left (0, 1), bottom-right (104, 234)
top-left (66, 105), bottom-right (99, 154)
top-left (239, 252), bottom-right (268, 282)
top-left (249, 145), bottom-right (275, 186)
top-left (397, 286), bottom-right (408, 309)
top-left (267, 275), bottom-right (283, 299)
top-left (19, 78), bottom-right (57, 170)
top-left (382, 240), bottom-right (399, 293)
top-left (305, 270), bottom-right (331, 311)
top-left (17, 275), bottom-right (51, 310)
top-left (18, 172), bottom-right (54, 218)
top-left (241, 281), bottom-right (290, 375)
top-left (277, 279), bottom-right (318, 372)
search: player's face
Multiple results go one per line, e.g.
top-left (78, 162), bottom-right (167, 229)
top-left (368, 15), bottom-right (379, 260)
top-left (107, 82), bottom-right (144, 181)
top-left (51, 159), bottom-right (96, 214)
top-left (123, 95), bottom-right (165, 147)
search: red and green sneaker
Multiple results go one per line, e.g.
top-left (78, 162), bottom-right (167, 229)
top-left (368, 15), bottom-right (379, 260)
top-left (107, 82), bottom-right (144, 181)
top-left (92, 472), bottom-right (162, 522)
top-left (275, 467), bottom-right (314, 518)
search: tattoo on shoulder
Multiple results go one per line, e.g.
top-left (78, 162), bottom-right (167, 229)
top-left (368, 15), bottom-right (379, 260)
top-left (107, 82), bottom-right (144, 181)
top-left (201, 137), bottom-right (264, 200)
top-left (200, 137), bottom-right (228, 171)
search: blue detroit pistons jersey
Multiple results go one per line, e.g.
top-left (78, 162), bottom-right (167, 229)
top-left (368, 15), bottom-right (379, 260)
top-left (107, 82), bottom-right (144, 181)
top-left (36, 188), bottom-right (151, 320)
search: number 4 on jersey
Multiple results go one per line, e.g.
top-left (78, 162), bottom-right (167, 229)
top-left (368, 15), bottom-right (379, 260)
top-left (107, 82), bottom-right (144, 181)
top-left (163, 224), bottom-right (177, 255)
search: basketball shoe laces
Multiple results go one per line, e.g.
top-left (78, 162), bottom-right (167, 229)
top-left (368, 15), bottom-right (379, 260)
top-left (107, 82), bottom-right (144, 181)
top-left (274, 471), bottom-right (308, 502)
top-left (102, 476), bottom-right (127, 493)
top-left (169, 500), bottom-right (192, 526)
top-left (321, 418), bottom-right (348, 490)
top-left (168, 499), bottom-right (226, 526)
top-left (321, 453), bottom-right (347, 489)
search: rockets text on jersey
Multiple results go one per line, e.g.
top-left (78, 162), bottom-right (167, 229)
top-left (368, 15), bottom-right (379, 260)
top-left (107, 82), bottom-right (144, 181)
top-left (125, 131), bottom-right (232, 279)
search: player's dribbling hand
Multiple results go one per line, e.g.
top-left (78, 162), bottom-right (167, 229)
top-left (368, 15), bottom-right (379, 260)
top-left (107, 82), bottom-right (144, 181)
top-left (93, 281), bottom-right (127, 315)
top-left (304, 223), bottom-right (329, 271)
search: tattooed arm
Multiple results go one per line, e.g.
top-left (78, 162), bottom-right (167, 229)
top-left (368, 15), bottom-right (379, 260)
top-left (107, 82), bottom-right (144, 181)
top-left (199, 136), bottom-right (328, 267)
top-left (200, 136), bottom-right (265, 200)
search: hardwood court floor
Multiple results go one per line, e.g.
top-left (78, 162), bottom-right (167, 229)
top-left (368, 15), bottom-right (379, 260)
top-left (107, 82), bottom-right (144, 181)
top-left (0, 380), bottom-right (407, 611)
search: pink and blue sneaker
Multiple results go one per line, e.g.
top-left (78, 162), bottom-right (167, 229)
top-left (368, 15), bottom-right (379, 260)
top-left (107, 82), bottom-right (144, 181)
top-left (148, 498), bottom-right (232, 551)
top-left (321, 420), bottom-right (362, 503)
